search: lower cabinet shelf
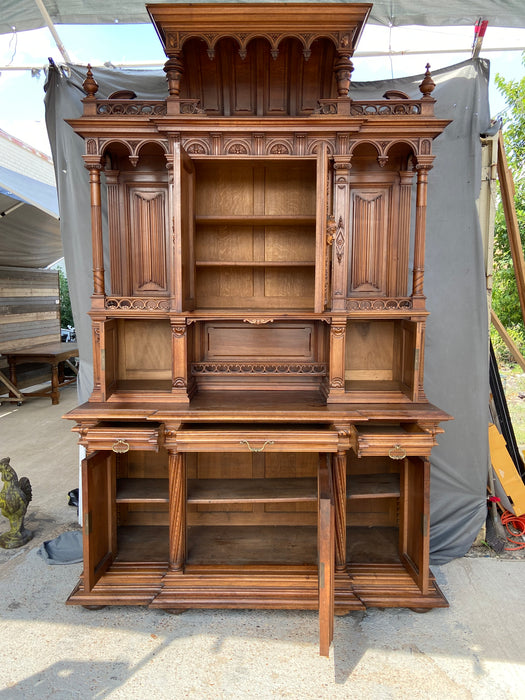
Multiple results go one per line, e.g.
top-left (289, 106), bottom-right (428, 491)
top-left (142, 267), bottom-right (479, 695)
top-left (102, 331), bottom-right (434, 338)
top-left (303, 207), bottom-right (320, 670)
top-left (186, 525), bottom-right (318, 566)
top-left (346, 526), bottom-right (399, 564)
top-left (116, 478), bottom-right (169, 502)
top-left (187, 477), bottom-right (317, 504)
top-left (70, 419), bottom-right (448, 658)
top-left (117, 525), bottom-right (169, 562)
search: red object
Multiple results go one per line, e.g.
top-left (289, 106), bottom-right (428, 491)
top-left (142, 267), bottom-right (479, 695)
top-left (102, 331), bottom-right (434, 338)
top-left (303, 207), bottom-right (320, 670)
top-left (500, 510), bottom-right (525, 551)
top-left (474, 19), bottom-right (489, 38)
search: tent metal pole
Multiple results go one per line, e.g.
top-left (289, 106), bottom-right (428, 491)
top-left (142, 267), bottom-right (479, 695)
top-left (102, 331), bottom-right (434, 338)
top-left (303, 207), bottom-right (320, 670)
top-left (1, 44), bottom-right (524, 73)
top-left (33, 0), bottom-right (72, 64)
top-left (0, 201), bottom-right (24, 217)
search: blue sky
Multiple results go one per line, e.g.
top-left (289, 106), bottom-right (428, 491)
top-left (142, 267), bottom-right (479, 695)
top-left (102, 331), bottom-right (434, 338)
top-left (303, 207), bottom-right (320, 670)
top-left (0, 21), bottom-right (523, 155)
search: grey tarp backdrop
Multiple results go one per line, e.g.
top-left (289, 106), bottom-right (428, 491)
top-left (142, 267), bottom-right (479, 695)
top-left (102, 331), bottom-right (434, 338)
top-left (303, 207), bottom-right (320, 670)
top-left (3, 0), bottom-right (525, 32)
top-left (44, 58), bottom-right (491, 564)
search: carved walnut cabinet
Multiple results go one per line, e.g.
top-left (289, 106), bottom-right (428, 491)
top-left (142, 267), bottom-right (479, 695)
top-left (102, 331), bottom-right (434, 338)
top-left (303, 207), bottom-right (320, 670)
top-left (65, 3), bottom-right (452, 655)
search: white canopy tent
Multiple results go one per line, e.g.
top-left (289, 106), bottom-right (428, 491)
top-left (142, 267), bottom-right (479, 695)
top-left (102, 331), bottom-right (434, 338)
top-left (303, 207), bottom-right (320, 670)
top-left (0, 130), bottom-right (61, 268)
top-left (2, 0), bottom-right (525, 33)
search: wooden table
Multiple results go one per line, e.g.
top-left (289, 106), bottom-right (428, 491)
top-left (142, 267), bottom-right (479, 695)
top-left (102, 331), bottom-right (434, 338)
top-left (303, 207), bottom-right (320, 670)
top-left (2, 342), bottom-right (78, 405)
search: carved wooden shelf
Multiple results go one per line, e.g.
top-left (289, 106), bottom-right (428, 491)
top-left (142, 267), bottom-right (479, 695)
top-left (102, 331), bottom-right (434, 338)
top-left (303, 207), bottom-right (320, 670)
top-left (186, 525), bottom-right (319, 566)
top-left (195, 261), bottom-right (315, 267)
top-left (195, 215), bottom-right (316, 225)
top-left (116, 478), bottom-right (169, 503)
top-left (187, 477), bottom-right (318, 504)
top-left (347, 473), bottom-right (400, 499)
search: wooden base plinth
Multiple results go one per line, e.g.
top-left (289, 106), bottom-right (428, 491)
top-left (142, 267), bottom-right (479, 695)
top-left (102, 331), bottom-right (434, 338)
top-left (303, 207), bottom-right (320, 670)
top-left (67, 561), bottom-right (447, 611)
top-left (344, 563), bottom-right (448, 609)
top-left (66, 563), bottom-right (167, 607)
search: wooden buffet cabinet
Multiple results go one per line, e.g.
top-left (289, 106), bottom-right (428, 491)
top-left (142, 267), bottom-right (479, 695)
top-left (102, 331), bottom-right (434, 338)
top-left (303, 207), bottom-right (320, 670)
top-left (64, 3), bottom-right (452, 655)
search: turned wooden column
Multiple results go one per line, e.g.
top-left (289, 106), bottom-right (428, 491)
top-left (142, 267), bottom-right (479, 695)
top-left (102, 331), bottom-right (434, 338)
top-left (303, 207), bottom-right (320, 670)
top-left (164, 52), bottom-right (185, 115)
top-left (334, 52), bottom-right (354, 97)
top-left (412, 159), bottom-right (434, 303)
top-left (169, 450), bottom-right (186, 571)
top-left (333, 451), bottom-right (347, 571)
top-left (84, 159), bottom-right (106, 306)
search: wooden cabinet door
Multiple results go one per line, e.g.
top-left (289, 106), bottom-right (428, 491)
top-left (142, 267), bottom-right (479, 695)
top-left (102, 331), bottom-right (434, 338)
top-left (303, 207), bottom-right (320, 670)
top-left (315, 143), bottom-right (332, 312)
top-left (318, 454), bottom-right (334, 656)
top-left (397, 320), bottom-right (422, 403)
top-left (82, 451), bottom-right (116, 592)
top-left (99, 319), bottom-right (118, 401)
top-left (399, 456), bottom-right (430, 593)
top-left (128, 184), bottom-right (170, 297)
top-left (172, 142), bottom-right (195, 311)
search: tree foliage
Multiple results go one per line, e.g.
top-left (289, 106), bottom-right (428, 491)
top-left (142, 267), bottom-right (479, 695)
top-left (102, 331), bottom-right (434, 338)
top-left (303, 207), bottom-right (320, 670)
top-left (58, 268), bottom-right (74, 329)
top-left (491, 54), bottom-right (525, 359)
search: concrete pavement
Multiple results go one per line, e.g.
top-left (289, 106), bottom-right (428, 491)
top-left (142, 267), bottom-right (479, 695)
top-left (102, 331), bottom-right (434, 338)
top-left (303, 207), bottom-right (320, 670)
top-left (0, 386), bottom-right (524, 698)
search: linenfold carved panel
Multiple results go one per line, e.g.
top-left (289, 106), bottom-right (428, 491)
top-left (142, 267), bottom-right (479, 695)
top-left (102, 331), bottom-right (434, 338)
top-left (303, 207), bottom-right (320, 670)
top-left (129, 188), bottom-right (168, 295)
top-left (349, 190), bottom-right (388, 296)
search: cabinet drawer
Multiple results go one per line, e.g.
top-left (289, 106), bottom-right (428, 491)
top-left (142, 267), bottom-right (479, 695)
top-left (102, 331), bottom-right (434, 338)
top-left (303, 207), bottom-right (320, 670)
top-left (74, 422), bottom-right (162, 452)
top-left (175, 423), bottom-right (340, 452)
top-left (350, 424), bottom-right (436, 459)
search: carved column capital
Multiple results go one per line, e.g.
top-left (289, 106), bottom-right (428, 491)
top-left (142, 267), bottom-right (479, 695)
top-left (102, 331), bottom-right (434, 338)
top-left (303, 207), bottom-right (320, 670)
top-left (413, 155), bottom-right (434, 171)
top-left (83, 156), bottom-right (104, 171)
top-left (171, 324), bottom-right (187, 338)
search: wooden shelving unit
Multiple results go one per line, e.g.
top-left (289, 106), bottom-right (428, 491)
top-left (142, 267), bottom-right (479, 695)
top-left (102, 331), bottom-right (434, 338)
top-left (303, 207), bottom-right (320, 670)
top-left (64, 2), bottom-right (452, 657)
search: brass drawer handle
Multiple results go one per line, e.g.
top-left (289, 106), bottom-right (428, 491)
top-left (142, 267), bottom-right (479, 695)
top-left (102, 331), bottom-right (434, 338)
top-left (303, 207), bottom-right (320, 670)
top-left (239, 439), bottom-right (275, 453)
top-left (389, 444), bottom-right (407, 460)
top-left (112, 439), bottom-right (130, 454)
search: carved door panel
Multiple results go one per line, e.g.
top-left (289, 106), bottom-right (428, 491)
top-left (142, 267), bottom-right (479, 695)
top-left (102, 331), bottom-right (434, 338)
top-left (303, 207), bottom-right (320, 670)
top-left (128, 183), bottom-right (170, 297)
top-left (82, 451), bottom-right (116, 592)
top-left (318, 454), bottom-right (334, 657)
top-left (347, 186), bottom-right (390, 297)
top-left (172, 142), bottom-right (195, 311)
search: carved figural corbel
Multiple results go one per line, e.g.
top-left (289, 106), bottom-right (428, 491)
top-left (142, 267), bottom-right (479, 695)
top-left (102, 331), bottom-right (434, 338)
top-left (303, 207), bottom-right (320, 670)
top-left (0, 457), bottom-right (33, 549)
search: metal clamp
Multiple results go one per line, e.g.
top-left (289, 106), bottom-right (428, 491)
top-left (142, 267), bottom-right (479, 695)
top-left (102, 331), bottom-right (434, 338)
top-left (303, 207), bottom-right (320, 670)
top-left (112, 439), bottom-right (130, 454)
top-left (239, 439), bottom-right (275, 453)
top-left (388, 444), bottom-right (407, 460)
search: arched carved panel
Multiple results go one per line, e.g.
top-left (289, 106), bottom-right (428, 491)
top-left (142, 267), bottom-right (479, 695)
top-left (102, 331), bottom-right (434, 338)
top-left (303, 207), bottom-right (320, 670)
top-left (266, 139), bottom-right (293, 155)
top-left (308, 139), bottom-right (334, 155)
top-left (225, 139), bottom-right (251, 155)
top-left (184, 139), bottom-right (210, 155)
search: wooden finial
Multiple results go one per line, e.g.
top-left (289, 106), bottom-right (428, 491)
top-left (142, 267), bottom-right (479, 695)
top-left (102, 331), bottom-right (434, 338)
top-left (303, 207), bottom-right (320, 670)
top-left (83, 64), bottom-right (99, 99)
top-left (419, 63), bottom-right (435, 99)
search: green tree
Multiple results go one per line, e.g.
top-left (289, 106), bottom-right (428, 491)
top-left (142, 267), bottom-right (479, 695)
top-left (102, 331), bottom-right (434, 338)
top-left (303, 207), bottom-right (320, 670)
top-left (58, 268), bottom-right (74, 329)
top-left (491, 54), bottom-right (525, 361)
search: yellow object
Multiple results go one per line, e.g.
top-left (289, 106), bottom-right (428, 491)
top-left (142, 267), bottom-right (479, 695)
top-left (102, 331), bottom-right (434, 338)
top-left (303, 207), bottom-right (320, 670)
top-left (489, 423), bottom-right (525, 517)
